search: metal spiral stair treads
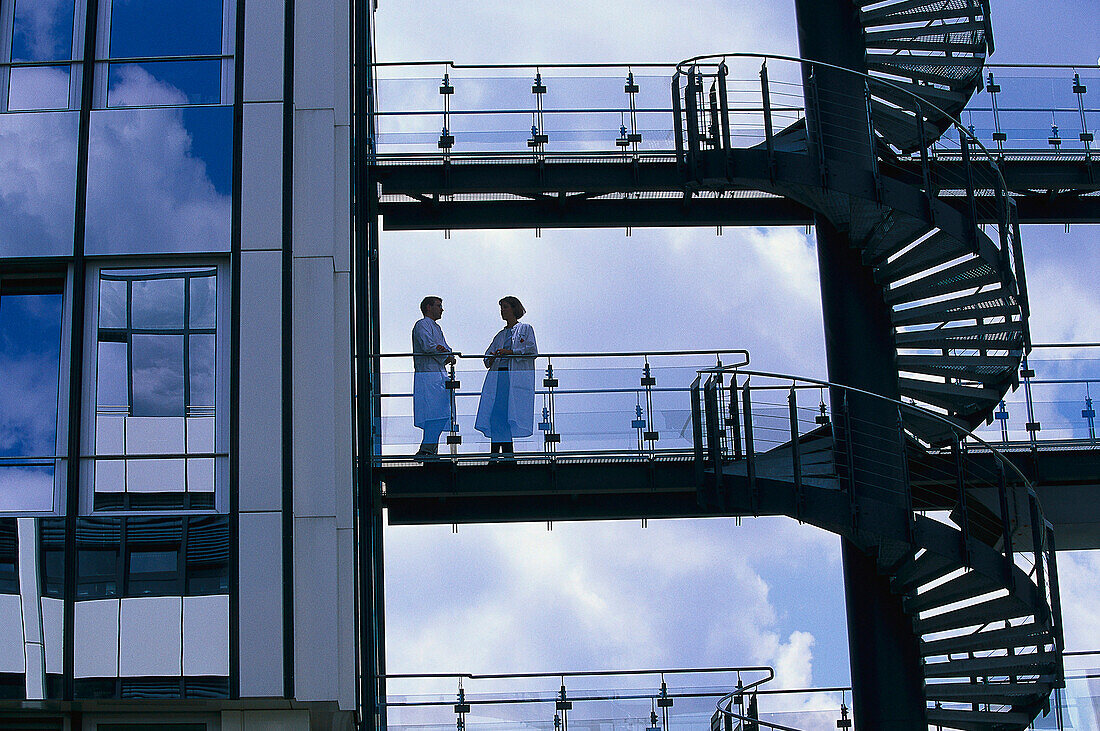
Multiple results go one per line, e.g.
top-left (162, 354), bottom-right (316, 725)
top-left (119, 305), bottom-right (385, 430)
top-left (694, 389), bottom-right (1060, 730)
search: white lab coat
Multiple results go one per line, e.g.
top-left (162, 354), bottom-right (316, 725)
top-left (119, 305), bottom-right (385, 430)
top-left (475, 322), bottom-right (537, 439)
top-left (412, 317), bottom-right (452, 428)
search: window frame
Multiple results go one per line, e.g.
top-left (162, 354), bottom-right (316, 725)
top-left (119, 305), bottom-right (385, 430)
top-left (80, 260), bottom-right (230, 516)
top-left (0, 268), bottom-right (73, 516)
top-left (0, 0), bottom-right (86, 114)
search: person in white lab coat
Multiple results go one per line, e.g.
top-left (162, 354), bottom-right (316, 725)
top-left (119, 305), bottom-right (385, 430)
top-left (412, 296), bottom-right (455, 459)
top-left (475, 296), bottom-right (537, 455)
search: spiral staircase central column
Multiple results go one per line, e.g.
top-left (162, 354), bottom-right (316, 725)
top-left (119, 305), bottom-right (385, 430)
top-left (793, 1), bottom-right (926, 727)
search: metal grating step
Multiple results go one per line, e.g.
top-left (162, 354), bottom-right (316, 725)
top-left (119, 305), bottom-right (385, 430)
top-left (885, 259), bottom-right (999, 305)
top-left (921, 622), bottom-right (1054, 657)
top-left (875, 230), bottom-right (971, 283)
top-left (906, 569), bottom-right (1003, 614)
top-left (925, 707), bottom-right (1035, 730)
top-left (916, 594), bottom-right (1033, 634)
top-left (922, 651), bottom-right (1059, 680)
top-left (892, 291), bottom-right (1019, 327)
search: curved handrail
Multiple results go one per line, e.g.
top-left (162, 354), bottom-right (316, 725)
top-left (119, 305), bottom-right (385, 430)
top-left (698, 366), bottom-right (1048, 528)
top-left (672, 52), bottom-right (1010, 195)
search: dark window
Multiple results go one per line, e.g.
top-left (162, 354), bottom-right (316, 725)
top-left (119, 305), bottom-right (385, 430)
top-left (0, 519), bottom-right (17, 593)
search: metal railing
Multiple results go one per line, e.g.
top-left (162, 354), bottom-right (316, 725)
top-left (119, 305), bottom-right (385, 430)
top-left (376, 349), bottom-right (748, 459)
top-left (690, 367), bottom-right (1064, 717)
top-left (383, 667), bottom-right (851, 731)
top-left (370, 61), bottom-right (1095, 159)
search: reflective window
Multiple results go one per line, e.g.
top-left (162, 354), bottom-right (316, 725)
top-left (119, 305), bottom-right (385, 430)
top-left (108, 0), bottom-right (224, 59)
top-left (8, 65), bottom-right (71, 110)
top-left (91, 268), bottom-right (220, 512)
top-left (0, 275), bottom-right (65, 513)
top-left (11, 0), bottom-right (77, 62)
top-left (4, 0), bottom-right (78, 114)
top-left (84, 106), bottom-right (233, 254)
top-left (107, 60), bottom-right (222, 107)
top-left (0, 112), bottom-right (79, 257)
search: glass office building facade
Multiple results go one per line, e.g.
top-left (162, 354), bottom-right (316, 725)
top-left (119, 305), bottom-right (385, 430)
top-left (1, 0), bottom-right (356, 728)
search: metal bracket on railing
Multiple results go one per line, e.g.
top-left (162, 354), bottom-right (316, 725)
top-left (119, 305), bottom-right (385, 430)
top-left (1073, 73), bottom-right (1094, 174)
top-left (438, 73), bottom-right (455, 154)
top-left (1083, 387), bottom-right (1096, 442)
top-left (446, 361), bottom-right (462, 448)
top-left (528, 71), bottom-right (549, 159)
top-left (986, 71), bottom-right (1006, 152)
top-left (454, 684), bottom-right (470, 731)
top-left (542, 361), bottom-right (560, 452)
top-left (641, 359), bottom-right (659, 446)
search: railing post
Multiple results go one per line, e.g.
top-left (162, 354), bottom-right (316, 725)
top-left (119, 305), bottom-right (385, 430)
top-left (742, 380), bottom-right (757, 515)
top-left (704, 376), bottom-right (723, 486)
top-left (789, 386), bottom-right (804, 522)
top-left (805, 68), bottom-right (828, 186)
top-left (672, 71), bottom-right (685, 173)
top-left (717, 62), bottom-right (732, 152)
top-left (760, 62), bottom-right (777, 182)
top-left (897, 408), bottom-right (915, 544)
top-left (1047, 526), bottom-right (1066, 688)
top-left (916, 102), bottom-right (936, 225)
top-left (953, 435), bottom-right (972, 566)
top-left (864, 80), bottom-right (881, 202)
top-left (641, 360), bottom-right (659, 448)
top-left (1029, 494), bottom-right (1050, 629)
top-left (685, 65), bottom-right (703, 180)
top-left (837, 395), bottom-right (858, 533)
top-left (960, 133), bottom-right (980, 252)
top-left (542, 360), bottom-right (560, 454)
top-left (446, 360), bottom-right (462, 454)
top-left (691, 376), bottom-right (704, 487)
top-left (996, 463), bottom-right (1015, 591)
top-left (727, 375), bottom-right (743, 460)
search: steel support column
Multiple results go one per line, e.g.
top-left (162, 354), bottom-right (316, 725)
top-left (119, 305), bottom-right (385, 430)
top-left (352, 0), bottom-right (386, 726)
top-left (793, 0), bottom-right (926, 727)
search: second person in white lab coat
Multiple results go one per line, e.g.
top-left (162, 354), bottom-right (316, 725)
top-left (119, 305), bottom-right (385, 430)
top-left (475, 296), bottom-right (537, 455)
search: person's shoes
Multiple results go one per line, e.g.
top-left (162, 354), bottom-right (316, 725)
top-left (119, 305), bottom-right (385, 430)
top-left (413, 444), bottom-right (439, 462)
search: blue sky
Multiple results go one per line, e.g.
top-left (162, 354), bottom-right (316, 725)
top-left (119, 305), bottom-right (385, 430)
top-left (368, 0), bottom-right (1100, 721)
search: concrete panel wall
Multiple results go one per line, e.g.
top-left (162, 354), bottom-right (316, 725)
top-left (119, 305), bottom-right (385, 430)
top-left (238, 511), bottom-right (284, 697)
top-left (239, 250), bottom-right (284, 513)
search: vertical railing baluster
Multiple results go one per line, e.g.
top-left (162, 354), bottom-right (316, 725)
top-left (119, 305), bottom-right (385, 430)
top-left (897, 408), bottom-right (915, 544)
top-left (997, 462), bottom-right (1015, 591)
top-left (727, 375), bottom-right (743, 460)
top-left (953, 435), bottom-right (972, 566)
top-left (1029, 494), bottom-right (1050, 629)
top-left (960, 133), bottom-right (980, 252)
top-left (691, 376), bottom-right (704, 487)
top-left (789, 386), bottom-right (803, 523)
top-left (743, 380), bottom-right (757, 515)
top-left (446, 360), bottom-right (462, 454)
top-left (542, 359), bottom-right (560, 455)
top-left (717, 62), bottom-right (732, 152)
top-left (760, 62), bottom-right (776, 182)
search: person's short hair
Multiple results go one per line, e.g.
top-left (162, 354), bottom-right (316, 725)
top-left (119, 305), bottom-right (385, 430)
top-left (499, 296), bottom-right (525, 319)
top-left (420, 296), bottom-right (442, 315)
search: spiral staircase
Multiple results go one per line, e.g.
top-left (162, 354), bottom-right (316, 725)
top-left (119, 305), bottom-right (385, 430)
top-left (678, 2), bottom-right (1061, 729)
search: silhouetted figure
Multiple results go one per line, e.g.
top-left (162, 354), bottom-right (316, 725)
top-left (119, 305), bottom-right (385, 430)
top-left (475, 296), bottom-right (537, 456)
top-left (412, 296), bottom-right (455, 460)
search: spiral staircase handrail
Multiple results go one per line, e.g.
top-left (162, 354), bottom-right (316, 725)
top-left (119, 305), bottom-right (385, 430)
top-left (671, 52), bottom-right (1009, 195)
top-left (697, 365), bottom-right (1049, 530)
